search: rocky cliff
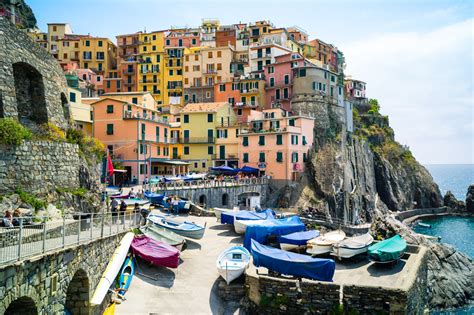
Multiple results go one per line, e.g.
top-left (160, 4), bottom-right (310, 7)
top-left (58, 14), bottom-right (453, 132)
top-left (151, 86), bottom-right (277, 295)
top-left (289, 97), bottom-right (442, 222)
top-left (0, 0), bottom-right (37, 28)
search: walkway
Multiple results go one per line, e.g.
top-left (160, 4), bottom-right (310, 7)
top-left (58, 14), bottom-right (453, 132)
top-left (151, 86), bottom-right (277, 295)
top-left (115, 215), bottom-right (243, 315)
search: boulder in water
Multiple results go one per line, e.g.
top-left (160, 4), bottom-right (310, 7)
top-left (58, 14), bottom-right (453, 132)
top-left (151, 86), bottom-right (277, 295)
top-left (466, 184), bottom-right (474, 213)
top-left (443, 191), bottom-right (466, 212)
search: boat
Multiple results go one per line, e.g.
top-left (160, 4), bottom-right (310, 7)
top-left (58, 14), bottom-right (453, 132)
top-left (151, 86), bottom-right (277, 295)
top-left (161, 197), bottom-right (191, 213)
top-left (331, 233), bottom-right (374, 259)
top-left (306, 230), bottom-right (346, 256)
top-left (106, 186), bottom-right (122, 196)
top-left (278, 230), bottom-right (320, 251)
top-left (144, 191), bottom-right (166, 205)
top-left (368, 235), bottom-right (407, 263)
top-left (103, 303), bottom-right (116, 315)
top-left (213, 207), bottom-right (239, 222)
top-left (216, 246), bottom-right (251, 284)
top-left (140, 224), bottom-right (186, 251)
top-left (221, 209), bottom-right (275, 225)
top-left (148, 215), bottom-right (206, 239)
top-left (131, 235), bottom-right (180, 268)
top-left (90, 232), bottom-right (134, 306)
top-left (251, 240), bottom-right (335, 282)
top-left (234, 219), bottom-right (267, 234)
top-left (244, 216), bottom-right (306, 250)
top-left (417, 222), bottom-right (431, 228)
top-left (118, 255), bottom-right (135, 296)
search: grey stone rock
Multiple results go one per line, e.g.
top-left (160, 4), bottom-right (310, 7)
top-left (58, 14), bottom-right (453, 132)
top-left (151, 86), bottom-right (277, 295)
top-left (466, 184), bottom-right (474, 213)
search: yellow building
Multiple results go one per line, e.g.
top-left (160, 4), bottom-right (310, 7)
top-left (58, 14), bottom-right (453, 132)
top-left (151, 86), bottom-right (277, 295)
top-left (137, 31), bottom-right (165, 104)
top-left (163, 46), bottom-right (185, 106)
top-left (27, 29), bottom-right (48, 49)
top-left (79, 37), bottom-right (117, 75)
top-left (68, 87), bottom-right (93, 136)
top-left (180, 102), bottom-right (236, 172)
top-left (47, 23), bottom-right (73, 58)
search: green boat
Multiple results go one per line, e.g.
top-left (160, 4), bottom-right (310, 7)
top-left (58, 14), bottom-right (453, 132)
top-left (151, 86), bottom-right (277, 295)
top-left (140, 225), bottom-right (186, 251)
top-left (368, 235), bottom-right (407, 263)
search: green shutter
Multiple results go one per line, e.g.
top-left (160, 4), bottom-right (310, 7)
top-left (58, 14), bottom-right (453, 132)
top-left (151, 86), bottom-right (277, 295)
top-left (243, 153), bottom-right (249, 163)
top-left (276, 152), bottom-right (283, 162)
top-left (259, 152), bottom-right (265, 162)
top-left (276, 134), bottom-right (282, 145)
top-left (259, 135), bottom-right (265, 146)
top-left (243, 136), bottom-right (248, 146)
top-left (303, 136), bottom-right (307, 145)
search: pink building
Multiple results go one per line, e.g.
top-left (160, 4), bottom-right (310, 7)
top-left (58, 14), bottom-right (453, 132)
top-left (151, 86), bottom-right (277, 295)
top-left (263, 53), bottom-right (306, 111)
top-left (77, 68), bottom-right (104, 93)
top-left (238, 108), bottom-right (314, 182)
top-left (165, 29), bottom-right (201, 48)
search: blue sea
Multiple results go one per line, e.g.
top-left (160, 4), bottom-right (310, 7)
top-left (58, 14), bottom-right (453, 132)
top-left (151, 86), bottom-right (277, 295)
top-left (424, 164), bottom-right (474, 200)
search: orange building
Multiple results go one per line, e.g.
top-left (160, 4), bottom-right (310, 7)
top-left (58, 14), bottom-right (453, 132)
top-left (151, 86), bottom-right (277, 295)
top-left (215, 28), bottom-right (236, 47)
top-left (92, 92), bottom-right (187, 183)
top-left (116, 32), bottom-right (141, 92)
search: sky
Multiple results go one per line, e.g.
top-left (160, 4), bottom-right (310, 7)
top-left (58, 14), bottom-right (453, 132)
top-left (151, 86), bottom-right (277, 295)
top-left (28, 0), bottom-right (474, 164)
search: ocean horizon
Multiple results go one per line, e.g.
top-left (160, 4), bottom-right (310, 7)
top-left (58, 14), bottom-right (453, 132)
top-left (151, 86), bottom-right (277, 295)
top-left (424, 164), bottom-right (474, 201)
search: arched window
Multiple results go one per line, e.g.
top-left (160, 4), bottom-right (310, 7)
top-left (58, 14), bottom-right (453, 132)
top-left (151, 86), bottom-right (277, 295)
top-left (222, 193), bottom-right (229, 206)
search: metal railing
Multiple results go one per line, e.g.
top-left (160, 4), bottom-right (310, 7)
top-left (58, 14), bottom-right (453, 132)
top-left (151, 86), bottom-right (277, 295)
top-left (0, 212), bottom-right (140, 266)
top-left (149, 177), bottom-right (268, 191)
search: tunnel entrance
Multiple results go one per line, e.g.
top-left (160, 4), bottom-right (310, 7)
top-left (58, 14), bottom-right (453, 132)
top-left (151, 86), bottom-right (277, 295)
top-left (5, 296), bottom-right (37, 315)
top-left (13, 62), bottom-right (48, 126)
top-left (65, 269), bottom-right (90, 315)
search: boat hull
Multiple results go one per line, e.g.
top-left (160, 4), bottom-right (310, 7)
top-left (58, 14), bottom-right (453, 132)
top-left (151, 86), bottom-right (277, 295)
top-left (140, 225), bottom-right (186, 251)
top-left (90, 232), bottom-right (134, 306)
top-left (217, 267), bottom-right (245, 284)
top-left (368, 235), bottom-right (407, 263)
top-left (307, 244), bottom-right (332, 255)
top-left (148, 215), bottom-right (206, 240)
top-left (280, 243), bottom-right (304, 251)
top-left (216, 246), bottom-right (250, 284)
top-left (331, 245), bottom-right (371, 258)
top-left (118, 256), bottom-right (135, 295)
top-left (131, 236), bottom-right (180, 268)
top-left (234, 219), bottom-right (266, 234)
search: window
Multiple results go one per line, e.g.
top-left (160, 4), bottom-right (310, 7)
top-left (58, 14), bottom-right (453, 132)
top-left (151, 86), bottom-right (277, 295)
top-left (132, 97), bottom-right (138, 104)
top-left (270, 77), bottom-right (274, 87)
top-left (85, 40), bottom-right (90, 47)
top-left (69, 92), bottom-right (76, 102)
top-left (152, 45), bottom-right (156, 51)
top-left (106, 105), bottom-right (114, 113)
top-left (166, 39), bottom-right (170, 45)
top-left (116, 81), bottom-right (121, 89)
top-left (219, 84), bottom-right (226, 92)
top-left (303, 153), bottom-right (307, 162)
top-left (242, 136), bottom-right (249, 146)
top-left (98, 40), bottom-right (103, 47)
top-left (259, 152), bottom-right (265, 162)
top-left (268, 66), bottom-right (274, 74)
top-left (331, 75), bottom-right (336, 82)
top-left (303, 136), bottom-right (307, 145)
top-left (284, 75), bottom-right (289, 85)
top-left (208, 146), bottom-right (213, 155)
top-left (208, 51), bottom-right (213, 58)
top-left (237, 109), bottom-right (242, 115)
top-left (192, 38), bottom-right (196, 45)
top-left (169, 70), bottom-right (173, 76)
top-left (184, 146), bottom-right (190, 155)
top-left (243, 153), bottom-right (249, 163)
top-left (289, 119), bottom-right (295, 126)
top-left (292, 152), bottom-right (299, 163)
top-left (217, 63), bottom-right (222, 70)
top-left (258, 135), bottom-right (265, 146)
top-left (276, 152), bottom-right (283, 162)
top-left (183, 114), bottom-right (189, 123)
top-left (106, 124), bottom-right (114, 135)
top-left (152, 34), bottom-right (156, 40)
top-left (299, 68), bottom-right (306, 77)
top-left (291, 135), bottom-right (299, 145)
top-left (276, 134), bottom-right (283, 145)
top-left (217, 51), bottom-right (222, 57)
top-left (207, 113), bottom-right (213, 122)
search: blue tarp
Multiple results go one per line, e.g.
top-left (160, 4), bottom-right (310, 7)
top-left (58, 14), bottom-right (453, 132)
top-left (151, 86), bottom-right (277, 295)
top-left (210, 166), bottom-right (238, 173)
top-left (144, 192), bottom-right (166, 204)
top-left (251, 240), bottom-right (335, 282)
top-left (221, 209), bottom-right (275, 225)
top-left (244, 216), bottom-right (306, 250)
top-left (278, 230), bottom-right (320, 246)
top-left (240, 165), bottom-right (259, 173)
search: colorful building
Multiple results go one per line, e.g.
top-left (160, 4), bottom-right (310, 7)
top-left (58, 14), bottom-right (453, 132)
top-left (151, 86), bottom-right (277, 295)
top-left (79, 37), bottom-right (117, 76)
top-left (116, 32), bottom-right (141, 92)
top-left (200, 18), bottom-right (220, 47)
top-left (214, 74), bottom-right (266, 109)
top-left (137, 31), bottom-right (165, 104)
top-left (27, 28), bottom-right (48, 49)
top-left (249, 43), bottom-right (292, 73)
top-left (179, 102), bottom-right (236, 172)
top-left (238, 108), bottom-right (314, 181)
top-left (91, 92), bottom-right (187, 183)
top-left (344, 77), bottom-right (367, 99)
top-left (67, 87), bottom-right (93, 136)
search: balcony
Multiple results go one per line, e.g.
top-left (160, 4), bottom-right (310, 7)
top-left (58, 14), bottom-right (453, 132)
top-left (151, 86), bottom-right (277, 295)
top-left (124, 80), bottom-right (135, 86)
top-left (211, 154), bottom-right (238, 160)
top-left (123, 111), bottom-right (168, 124)
top-left (181, 137), bottom-right (214, 144)
top-left (265, 82), bottom-right (291, 90)
top-left (240, 88), bottom-right (259, 95)
top-left (203, 69), bottom-right (218, 75)
top-left (122, 69), bottom-right (135, 75)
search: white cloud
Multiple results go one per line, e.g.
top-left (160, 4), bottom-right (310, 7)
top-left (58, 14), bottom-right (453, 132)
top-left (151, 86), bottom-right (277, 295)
top-left (342, 19), bottom-right (474, 164)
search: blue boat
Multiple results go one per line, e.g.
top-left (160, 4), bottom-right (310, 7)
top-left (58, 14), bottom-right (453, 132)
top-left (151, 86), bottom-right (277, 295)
top-left (251, 240), bottom-right (335, 282)
top-left (221, 209), bottom-right (275, 225)
top-left (243, 216), bottom-right (306, 250)
top-left (144, 191), bottom-right (166, 205)
top-left (278, 230), bottom-right (320, 251)
top-left (148, 215), bottom-right (206, 239)
top-left (161, 197), bottom-right (191, 213)
top-left (118, 255), bottom-right (135, 296)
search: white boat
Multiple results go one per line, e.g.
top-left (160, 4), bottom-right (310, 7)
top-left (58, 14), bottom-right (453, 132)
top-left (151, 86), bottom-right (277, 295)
top-left (234, 219), bottom-right (267, 234)
top-left (90, 232), bottom-right (134, 306)
top-left (216, 246), bottom-right (251, 284)
top-left (213, 207), bottom-right (239, 222)
top-left (306, 230), bottom-right (346, 256)
top-left (331, 233), bottom-right (374, 259)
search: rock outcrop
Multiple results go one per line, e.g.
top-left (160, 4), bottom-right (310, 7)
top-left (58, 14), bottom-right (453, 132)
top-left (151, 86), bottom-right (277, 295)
top-left (466, 184), bottom-right (474, 213)
top-left (370, 210), bottom-right (473, 310)
top-left (443, 191), bottom-right (466, 212)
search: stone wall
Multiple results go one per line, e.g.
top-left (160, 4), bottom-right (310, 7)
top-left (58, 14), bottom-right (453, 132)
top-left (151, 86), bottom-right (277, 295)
top-left (0, 141), bottom-right (81, 195)
top-left (0, 230), bottom-right (129, 314)
top-left (393, 207), bottom-right (448, 223)
top-left (0, 17), bottom-right (70, 129)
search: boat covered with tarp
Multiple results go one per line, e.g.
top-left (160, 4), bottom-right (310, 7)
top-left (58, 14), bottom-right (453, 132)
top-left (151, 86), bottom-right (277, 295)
top-left (131, 235), bottom-right (180, 268)
top-left (251, 240), bottom-right (335, 282)
top-left (243, 216), bottom-right (306, 250)
top-left (278, 230), bottom-right (320, 251)
top-left (368, 235), bottom-right (407, 263)
top-left (140, 224), bottom-right (186, 251)
top-left (144, 191), bottom-right (166, 205)
top-left (221, 209), bottom-right (275, 225)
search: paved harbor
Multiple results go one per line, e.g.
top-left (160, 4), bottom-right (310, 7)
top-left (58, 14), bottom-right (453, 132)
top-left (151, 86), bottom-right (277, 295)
top-left (115, 215), bottom-right (243, 315)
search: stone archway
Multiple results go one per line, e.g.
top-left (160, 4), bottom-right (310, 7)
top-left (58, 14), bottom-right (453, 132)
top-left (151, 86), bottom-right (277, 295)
top-left (222, 193), bottom-right (229, 206)
top-left (61, 92), bottom-right (71, 121)
top-left (12, 62), bottom-right (48, 126)
top-left (5, 296), bottom-right (37, 315)
top-left (65, 269), bottom-right (90, 315)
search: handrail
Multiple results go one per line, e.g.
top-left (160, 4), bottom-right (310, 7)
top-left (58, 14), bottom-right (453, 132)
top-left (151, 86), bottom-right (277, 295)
top-left (0, 212), bottom-right (140, 266)
top-left (149, 177), bottom-right (268, 191)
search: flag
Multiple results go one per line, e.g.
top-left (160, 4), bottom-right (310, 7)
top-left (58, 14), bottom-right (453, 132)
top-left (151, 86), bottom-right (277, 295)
top-left (107, 150), bottom-right (114, 176)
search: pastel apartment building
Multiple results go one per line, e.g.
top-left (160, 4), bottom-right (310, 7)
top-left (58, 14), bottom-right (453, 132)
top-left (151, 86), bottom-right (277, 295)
top-left (67, 87), bottom-right (93, 136)
top-left (345, 77), bottom-right (367, 99)
top-left (92, 92), bottom-right (187, 183)
top-left (137, 31), bottom-right (165, 104)
top-left (238, 108), bottom-right (314, 181)
top-left (79, 37), bottom-right (117, 76)
top-left (116, 32), bottom-right (140, 92)
top-left (249, 43), bottom-right (292, 73)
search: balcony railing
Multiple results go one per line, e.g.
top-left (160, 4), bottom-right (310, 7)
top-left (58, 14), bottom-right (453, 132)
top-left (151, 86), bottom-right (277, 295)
top-left (181, 137), bottom-right (214, 144)
top-left (240, 88), bottom-right (259, 95)
top-left (123, 111), bottom-right (168, 124)
top-left (203, 69), bottom-right (218, 75)
top-left (122, 69), bottom-right (135, 75)
top-left (124, 81), bottom-right (135, 86)
top-left (211, 154), bottom-right (238, 160)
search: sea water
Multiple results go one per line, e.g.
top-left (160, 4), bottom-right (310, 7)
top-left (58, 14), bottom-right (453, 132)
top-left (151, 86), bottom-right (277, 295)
top-left (424, 164), bottom-right (474, 200)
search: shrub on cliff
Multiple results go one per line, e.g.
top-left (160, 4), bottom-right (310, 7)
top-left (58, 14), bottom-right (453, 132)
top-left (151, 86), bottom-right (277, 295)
top-left (66, 128), bottom-right (105, 163)
top-left (0, 118), bottom-right (32, 145)
top-left (15, 187), bottom-right (46, 210)
top-left (34, 122), bottom-right (66, 141)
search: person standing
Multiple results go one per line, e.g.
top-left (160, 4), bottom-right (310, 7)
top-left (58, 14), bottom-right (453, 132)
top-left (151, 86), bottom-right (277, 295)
top-left (110, 198), bottom-right (119, 224)
top-left (119, 200), bottom-right (127, 224)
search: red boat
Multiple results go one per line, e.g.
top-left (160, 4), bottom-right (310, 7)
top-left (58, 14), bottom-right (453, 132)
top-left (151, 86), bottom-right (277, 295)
top-left (131, 236), bottom-right (180, 268)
